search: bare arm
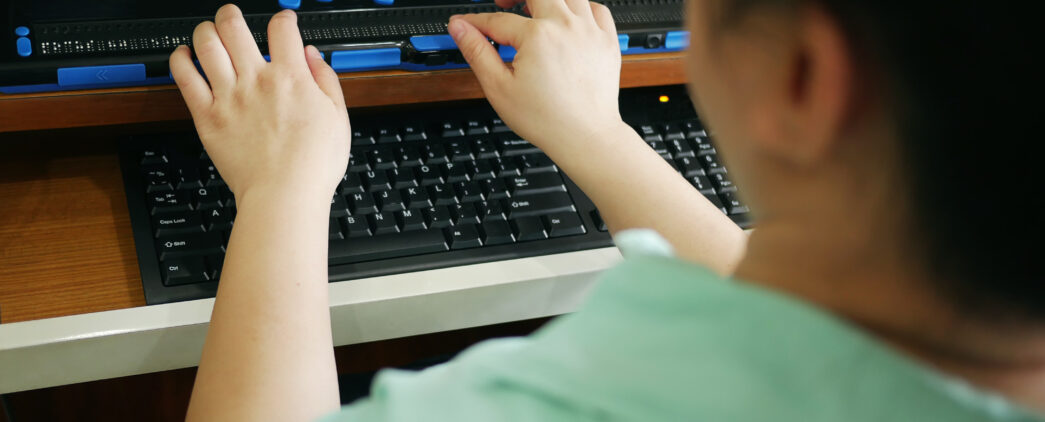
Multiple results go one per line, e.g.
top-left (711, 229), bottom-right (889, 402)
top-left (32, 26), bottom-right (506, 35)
top-left (169, 5), bottom-right (349, 421)
top-left (449, 2), bottom-right (746, 274)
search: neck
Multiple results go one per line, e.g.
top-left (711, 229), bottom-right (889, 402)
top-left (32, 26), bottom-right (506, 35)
top-left (735, 218), bottom-right (1045, 412)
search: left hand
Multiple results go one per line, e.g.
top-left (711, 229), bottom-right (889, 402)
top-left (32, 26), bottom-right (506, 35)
top-left (169, 5), bottom-right (350, 203)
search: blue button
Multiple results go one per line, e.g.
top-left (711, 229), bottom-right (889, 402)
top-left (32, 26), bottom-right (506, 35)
top-left (57, 64), bottom-right (146, 87)
top-left (330, 48), bottom-right (401, 72)
top-left (410, 35), bottom-right (458, 52)
top-left (14, 26), bottom-right (29, 37)
top-left (665, 31), bottom-right (689, 50)
top-left (618, 34), bottom-right (630, 52)
top-left (16, 37), bottom-right (31, 57)
top-left (278, 0), bottom-right (301, 9)
top-left (498, 45), bottom-right (517, 62)
top-left (374, 0), bottom-right (394, 5)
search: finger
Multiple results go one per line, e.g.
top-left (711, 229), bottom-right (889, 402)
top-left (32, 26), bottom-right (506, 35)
top-left (214, 4), bottom-right (266, 75)
top-left (564, 0), bottom-right (594, 18)
top-left (305, 46), bottom-right (346, 109)
top-left (267, 10), bottom-right (308, 71)
top-left (169, 45), bottom-right (214, 111)
top-left (590, 2), bottom-right (617, 33)
top-left (448, 17), bottom-right (512, 90)
top-left (452, 13), bottom-right (529, 47)
top-left (192, 21), bottom-right (237, 96)
top-left (522, 0), bottom-right (570, 19)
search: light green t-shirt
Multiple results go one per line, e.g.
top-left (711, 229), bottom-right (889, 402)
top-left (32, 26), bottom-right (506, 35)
top-left (324, 230), bottom-right (1043, 421)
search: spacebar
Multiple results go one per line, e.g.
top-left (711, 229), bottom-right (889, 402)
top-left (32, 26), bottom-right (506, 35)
top-left (328, 230), bottom-right (449, 265)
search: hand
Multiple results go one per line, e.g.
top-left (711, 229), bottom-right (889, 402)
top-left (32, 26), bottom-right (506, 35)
top-left (448, 0), bottom-right (624, 151)
top-left (170, 5), bottom-right (350, 203)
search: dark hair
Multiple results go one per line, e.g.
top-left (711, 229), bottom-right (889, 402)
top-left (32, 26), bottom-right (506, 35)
top-left (716, 1), bottom-right (1042, 319)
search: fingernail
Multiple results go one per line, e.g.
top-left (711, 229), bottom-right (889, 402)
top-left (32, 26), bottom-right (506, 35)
top-left (448, 19), bottom-right (466, 39)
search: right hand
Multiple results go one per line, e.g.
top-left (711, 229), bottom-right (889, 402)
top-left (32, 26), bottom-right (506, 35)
top-left (448, 0), bottom-right (624, 150)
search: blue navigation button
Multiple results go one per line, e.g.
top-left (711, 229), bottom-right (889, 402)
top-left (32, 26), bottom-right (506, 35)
top-left (14, 26), bottom-right (29, 37)
top-left (16, 37), bottom-right (31, 57)
top-left (665, 31), bottom-right (690, 50)
top-left (278, 0), bottom-right (301, 9)
top-left (57, 64), bottom-right (146, 87)
top-left (374, 0), bottom-right (394, 5)
top-left (410, 35), bottom-right (457, 51)
top-left (330, 48), bottom-right (401, 72)
top-left (618, 34), bottom-right (630, 52)
top-left (498, 45), bottom-right (517, 62)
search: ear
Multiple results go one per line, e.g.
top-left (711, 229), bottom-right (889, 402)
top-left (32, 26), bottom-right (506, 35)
top-left (752, 5), bottom-right (854, 166)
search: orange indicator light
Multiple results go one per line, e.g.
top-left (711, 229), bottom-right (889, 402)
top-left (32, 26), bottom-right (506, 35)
top-left (658, 95), bottom-right (670, 103)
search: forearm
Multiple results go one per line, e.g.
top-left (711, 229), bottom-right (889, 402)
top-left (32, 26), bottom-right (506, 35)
top-left (545, 120), bottom-right (747, 274)
top-left (187, 186), bottom-right (339, 422)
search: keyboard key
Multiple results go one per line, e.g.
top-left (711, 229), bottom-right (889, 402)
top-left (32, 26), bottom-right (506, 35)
top-left (364, 170), bottom-right (392, 191)
top-left (690, 175), bottom-right (716, 195)
top-left (704, 194), bottom-right (728, 214)
top-left (453, 203), bottom-right (482, 225)
top-left (711, 173), bottom-right (737, 194)
top-left (423, 145), bottom-right (450, 165)
top-left (638, 125), bottom-right (662, 142)
top-left (677, 156), bottom-right (706, 177)
top-left (490, 118), bottom-right (511, 133)
top-left (662, 124), bottom-right (686, 141)
top-left (203, 208), bottom-right (234, 231)
top-left (396, 209), bottom-right (427, 231)
top-left (590, 210), bottom-right (608, 232)
top-left (455, 181), bottom-right (485, 202)
top-left (429, 185), bottom-right (457, 206)
top-left (157, 233), bottom-right (224, 260)
top-left (479, 201), bottom-right (507, 221)
top-left (376, 189), bottom-right (406, 212)
top-left (343, 216), bottom-right (371, 238)
top-left (481, 220), bottom-right (515, 245)
top-left (511, 217), bottom-right (548, 241)
top-left (369, 212), bottom-right (399, 235)
top-left (465, 120), bottom-right (489, 136)
top-left (719, 192), bottom-right (750, 215)
top-left (669, 138), bottom-right (696, 158)
top-left (395, 147), bottom-right (424, 168)
top-left (143, 167), bottom-right (174, 193)
top-left (440, 121), bottom-right (465, 138)
top-left (148, 191), bottom-right (192, 214)
top-left (693, 136), bottom-right (715, 156)
top-left (352, 129), bottom-right (376, 146)
top-left (447, 224), bottom-right (483, 250)
top-left (470, 160), bottom-right (497, 180)
top-left (191, 187), bottom-right (221, 210)
top-left (161, 256), bottom-right (210, 286)
top-left (369, 150), bottom-right (396, 170)
top-left (329, 218), bottom-right (344, 240)
top-left (490, 157), bottom-right (521, 177)
top-left (507, 173), bottom-right (566, 196)
top-left (141, 148), bottom-right (168, 166)
top-left (402, 124), bottom-right (428, 142)
top-left (152, 212), bottom-right (205, 237)
top-left (648, 140), bottom-right (671, 159)
top-left (472, 138), bottom-right (499, 159)
top-left (482, 178), bottom-right (511, 200)
top-left (403, 186), bottom-right (432, 209)
top-left (348, 155), bottom-right (370, 173)
top-left (376, 127), bottom-right (401, 144)
top-left (330, 195), bottom-right (349, 217)
top-left (683, 120), bottom-right (704, 138)
top-left (329, 230), bottom-right (448, 264)
top-left (416, 165), bottom-right (444, 186)
top-left (424, 206), bottom-right (453, 229)
top-left (339, 173), bottom-right (365, 195)
top-left (445, 162), bottom-right (471, 183)
top-left (545, 212), bottom-right (586, 237)
top-left (701, 153), bottom-right (727, 174)
top-left (390, 168), bottom-right (417, 189)
top-left (498, 137), bottom-right (540, 156)
top-left (348, 192), bottom-right (378, 215)
top-left (519, 154), bottom-right (558, 174)
top-left (504, 192), bottom-right (576, 219)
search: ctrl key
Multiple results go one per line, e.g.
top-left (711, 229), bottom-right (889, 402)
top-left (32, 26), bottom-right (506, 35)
top-left (161, 256), bottom-right (210, 286)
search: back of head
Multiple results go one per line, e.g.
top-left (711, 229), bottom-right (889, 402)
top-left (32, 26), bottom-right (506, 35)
top-left (720, 1), bottom-right (1042, 319)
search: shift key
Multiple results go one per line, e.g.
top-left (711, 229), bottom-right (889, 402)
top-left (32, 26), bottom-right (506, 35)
top-left (504, 192), bottom-right (575, 219)
top-left (157, 233), bottom-right (225, 260)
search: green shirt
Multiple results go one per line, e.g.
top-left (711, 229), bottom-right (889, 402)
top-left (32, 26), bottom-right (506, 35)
top-left (324, 230), bottom-right (1043, 421)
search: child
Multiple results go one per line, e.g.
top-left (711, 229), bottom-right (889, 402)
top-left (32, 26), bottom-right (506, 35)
top-left (171, 1), bottom-right (1042, 421)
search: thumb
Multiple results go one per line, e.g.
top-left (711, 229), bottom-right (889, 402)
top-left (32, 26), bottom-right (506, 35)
top-left (448, 17), bottom-right (511, 89)
top-left (305, 45), bottom-right (346, 109)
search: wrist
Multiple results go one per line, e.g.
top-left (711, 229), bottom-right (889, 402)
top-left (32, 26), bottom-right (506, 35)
top-left (236, 181), bottom-right (334, 214)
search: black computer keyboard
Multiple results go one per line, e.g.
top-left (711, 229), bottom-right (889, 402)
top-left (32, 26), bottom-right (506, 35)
top-left (120, 86), bottom-right (752, 305)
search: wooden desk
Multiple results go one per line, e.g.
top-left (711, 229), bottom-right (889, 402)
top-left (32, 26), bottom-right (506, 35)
top-left (0, 53), bottom-right (684, 420)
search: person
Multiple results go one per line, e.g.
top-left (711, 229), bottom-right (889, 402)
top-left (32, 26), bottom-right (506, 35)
top-left (170, 0), bottom-right (1041, 420)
